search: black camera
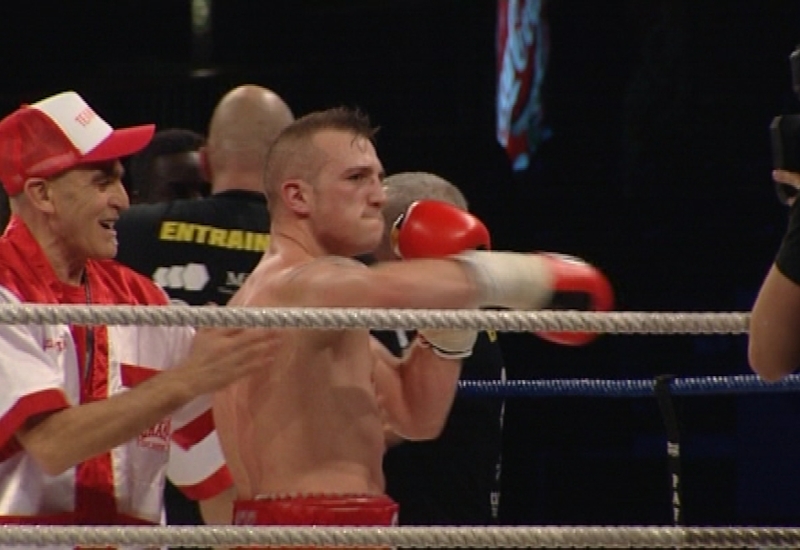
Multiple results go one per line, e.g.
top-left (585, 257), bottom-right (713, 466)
top-left (771, 45), bottom-right (800, 204)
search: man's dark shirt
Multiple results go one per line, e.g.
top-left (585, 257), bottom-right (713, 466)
top-left (115, 189), bottom-right (269, 524)
top-left (376, 329), bottom-right (506, 525)
top-left (116, 190), bottom-right (269, 306)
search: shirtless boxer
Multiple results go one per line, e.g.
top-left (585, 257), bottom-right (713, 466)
top-left (212, 106), bottom-right (612, 527)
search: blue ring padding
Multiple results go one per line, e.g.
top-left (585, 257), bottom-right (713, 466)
top-left (457, 373), bottom-right (800, 398)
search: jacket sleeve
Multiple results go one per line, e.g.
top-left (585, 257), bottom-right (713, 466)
top-left (167, 428), bottom-right (233, 500)
top-left (0, 287), bottom-right (71, 456)
top-left (165, 324), bottom-right (234, 499)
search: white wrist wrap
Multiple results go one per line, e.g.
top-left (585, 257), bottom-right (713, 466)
top-left (418, 328), bottom-right (478, 360)
top-left (454, 250), bottom-right (554, 310)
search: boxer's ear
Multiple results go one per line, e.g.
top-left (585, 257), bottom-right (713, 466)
top-left (282, 179), bottom-right (312, 216)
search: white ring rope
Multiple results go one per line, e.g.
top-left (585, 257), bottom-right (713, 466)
top-left (0, 525), bottom-right (798, 548)
top-left (0, 304), bottom-right (750, 334)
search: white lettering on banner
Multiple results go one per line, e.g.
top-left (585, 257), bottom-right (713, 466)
top-left (225, 271), bottom-right (248, 288)
top-left (667, 441), bottom-right (680, 457)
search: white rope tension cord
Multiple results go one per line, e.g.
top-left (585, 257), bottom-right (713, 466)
top-left (0, 304), bottom-right (750, 334)
top-left (0, 525), bottom-right (798, 548)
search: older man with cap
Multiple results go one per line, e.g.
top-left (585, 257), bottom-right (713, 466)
top-left (0, 90), bottom-right (276, 532)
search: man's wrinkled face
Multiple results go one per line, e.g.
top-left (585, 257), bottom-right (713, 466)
top-left (47, 160), bottom-right (130, 262)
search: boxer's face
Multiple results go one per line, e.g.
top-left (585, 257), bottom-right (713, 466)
top-left (308, 129), bottom-right (386, 256)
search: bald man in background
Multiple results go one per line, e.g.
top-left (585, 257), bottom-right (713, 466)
top-left (116, 84), bottom-right (294, 305)
top-left (114, 84), bottom-right (294, 523)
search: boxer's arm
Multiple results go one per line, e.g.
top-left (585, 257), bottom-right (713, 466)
top-left (371, 336), bottom-right (461, 441)
top-left (287, 256), bottom-right (482, 310)
top-left (371, 340), bottom-right (408, 447)
top-left (288, 251), bottom-right (564, 315)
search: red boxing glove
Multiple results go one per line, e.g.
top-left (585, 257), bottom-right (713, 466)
top-left (536, 253), bottom-right (614, 346)
top-left (391, 199), bottom-right (490, 359)
top-left (392, 199), bottom-right (491, 259)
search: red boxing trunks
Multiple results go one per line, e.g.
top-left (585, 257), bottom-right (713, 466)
top-left (234, 494), bottom-right (398, 550)
top-left (233, 493), bottom-right (399, 526)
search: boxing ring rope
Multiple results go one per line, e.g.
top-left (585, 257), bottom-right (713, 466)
top-left (459, 373), bottom-right (800, 397)
top-left (3, 304), bottom-right (787, 548)
top-left (3, 524), bottom-right (800, 548)
top-left (0, 304), bottom-right (749, 333)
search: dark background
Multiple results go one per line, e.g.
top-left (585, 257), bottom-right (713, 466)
top-left (4, 0), bottom-right (800, 527)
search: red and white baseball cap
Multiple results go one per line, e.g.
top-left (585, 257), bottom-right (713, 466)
top-left (0, 91), bottom-right (155, 196)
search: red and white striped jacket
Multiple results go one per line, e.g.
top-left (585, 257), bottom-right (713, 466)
top-left (0, 216), bottom-right (232, 531)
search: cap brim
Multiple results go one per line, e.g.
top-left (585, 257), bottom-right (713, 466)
top-left (81, 124), bottom-right (155, 164)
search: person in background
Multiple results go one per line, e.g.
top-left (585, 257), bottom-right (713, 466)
top-left (116, 85), bottom-right (293, 307)
top-left (373, 171), bottom-right (507, 526)
top-left (128, 127), bottom-right (209, 204)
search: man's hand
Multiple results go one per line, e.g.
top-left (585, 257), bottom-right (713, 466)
top-left (774, 169), bottom-right (800, 206)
